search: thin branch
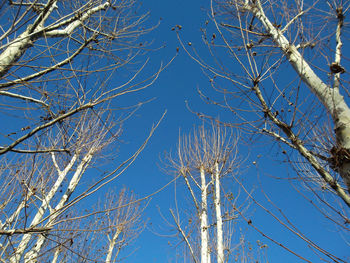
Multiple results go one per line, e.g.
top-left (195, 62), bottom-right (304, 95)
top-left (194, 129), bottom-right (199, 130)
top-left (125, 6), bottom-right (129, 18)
top-left (170, 209), bottom-right (198, 263)
top-left (0, 90), bottom-right (49, 107)
top-left (0, 227), bottom-right (52, 236)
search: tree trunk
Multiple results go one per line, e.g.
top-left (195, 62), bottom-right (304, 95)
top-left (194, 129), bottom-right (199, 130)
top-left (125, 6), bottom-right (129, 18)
top-left (200, 166), bottom-right (210, 263)
top-left (105, 227), bottom-right (122, 263)
top-left (249, 0), bottom-right (350, 192)
top-left (214, 162), bottom-right (224, 263)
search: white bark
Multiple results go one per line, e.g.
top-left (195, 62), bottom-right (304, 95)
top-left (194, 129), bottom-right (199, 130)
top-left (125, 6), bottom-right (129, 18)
top-left (200, 166), bottom-right (210, 263)
top-left (0, 0), bottom-right (110, 79)
top-left (22, 150), bottom-right (94, 262)
top-left (45, 2), bottom-right (110, 37)
top-left (0, 30), bottom-right (33, 78)
top-left (0, 0), bottom-right (154, 261)
top-left (0, 40), bottom-right (89, 89)
top-left (333, 7), bottom-right (343, 92)
top-left (253, 84), bottom-right (350, 207)
top-left (0, 194), bottom-right (33, 230)
top-left (51, 246), bottom-right (60, 263)
top-left (248, 0), bottom-right (350, 192)
top-left (173, 125), bottom-right (237, 262)
top-left (0, 91), bottom-right (48, 107)
top-left (0, 0), bottom-right (58, 78)
top-left (9, 153), bottom-right (78, 263)
top-left (213, 162), bottom-right (224, 263)
top-left (105, 227), bottom-right (122, 263)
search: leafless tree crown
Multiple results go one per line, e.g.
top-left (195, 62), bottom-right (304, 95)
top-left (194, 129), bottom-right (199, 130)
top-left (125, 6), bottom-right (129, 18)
top-left (0, 0), bottom-right (158, 262)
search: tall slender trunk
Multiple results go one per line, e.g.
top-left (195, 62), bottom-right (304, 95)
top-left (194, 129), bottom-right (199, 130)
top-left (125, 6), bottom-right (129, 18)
top-left (214, 162), bottom-right (224, 263)
top-left (200, 166), bottom-right (210, 263)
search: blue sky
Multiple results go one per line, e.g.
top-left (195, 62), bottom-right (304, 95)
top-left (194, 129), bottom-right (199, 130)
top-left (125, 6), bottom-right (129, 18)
top-left (0, 0), bottom-right (348, 262)
top-left (98, 0), bottom-right (350, 262)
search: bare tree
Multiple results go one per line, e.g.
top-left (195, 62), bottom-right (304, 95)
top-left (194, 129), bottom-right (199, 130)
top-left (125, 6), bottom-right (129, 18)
top-left (167, 123), bottom-right (265, 263)
top-left (69, 189), bottom-right (144, 263)
top-left (179, 0), bottom-right (350, 205)
top-left (0, 0), bottom-right (164, 262)
top-left (31, 188), bottom-right (144, 263)
top-left (176, 0), bottom-right (350, 262)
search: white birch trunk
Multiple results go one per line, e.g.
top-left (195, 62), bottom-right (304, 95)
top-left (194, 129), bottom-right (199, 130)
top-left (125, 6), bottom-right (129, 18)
top-left (0, 0), bottom-right (58, 78)
top-left (0, 30), bottom-right (33, 78)
top-left (9, 153), bottom-right (77, 263)
top-left (213, 162), bottom-right (224, 263)
top-left (22, 150), bottom-right (94, 262)
top-left (51, 246), bottom-right (60, 263)
top-left (248, 0), bottom-right (350, 192)
top-left (105, 227), bottom-right (122, 263)
top-left (0, 194), bottom-right (33, 229)
top-left (0, 0), bottom-right (110, 79)
top-left (200, 166), bottom-right (210, 263)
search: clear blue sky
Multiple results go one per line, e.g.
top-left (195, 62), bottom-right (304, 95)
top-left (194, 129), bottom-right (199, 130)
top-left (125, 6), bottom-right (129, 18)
top-left (0, 0), bottom-right (348, 262)
top-left (95, 0), bottom-right (350, 262)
